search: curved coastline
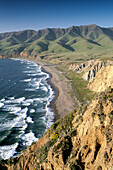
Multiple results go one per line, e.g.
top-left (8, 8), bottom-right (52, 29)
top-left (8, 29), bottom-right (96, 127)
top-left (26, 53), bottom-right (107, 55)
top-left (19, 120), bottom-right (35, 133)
top-left (0, 58), bottom-right (57, 159)
top-left (0, 57), bottom-right (74, 120)
top-left (36, 61), bottom-right (74, 120)
top-left (40, 64), bottom-right (60, 120)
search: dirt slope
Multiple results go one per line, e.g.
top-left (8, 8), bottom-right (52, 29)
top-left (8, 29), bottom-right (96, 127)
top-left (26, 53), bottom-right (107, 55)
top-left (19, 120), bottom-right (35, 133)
top-left (0, 88), bottom-right (113, 170)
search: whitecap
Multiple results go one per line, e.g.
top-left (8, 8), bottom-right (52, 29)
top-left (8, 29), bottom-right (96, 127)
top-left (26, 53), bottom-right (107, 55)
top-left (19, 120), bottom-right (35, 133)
top-left (25, 88), bottom-right (36, 91)
top-left (3, 106), bottom-right (21, 114)
top-left (20, 78), bottom-right (31, 82)
top-left (1, 98), bottom-right (5, 102)
top-left (30, 82), bottom-right (40, 89)
top-left (30, 109), bottom-right (35, 113)
top-left (26, 117), bottom-right (34, 123)
top-left (15, 119), bottom-right (27, 130)
top-left (43, 84), bottom-right (55, 130)
top-left (18, 107), bottom-right (28, 119)
top-left (0, 108), bottom-right (28, 130)
top-left (8, 97), bottom-right (15, 100)
top-left (45, 109), bottom-right (55, 130)
top-left (41, 86), bottom-right (48, 92)
top-left (22, 103), bottom-right (31, 106)
top-left (15, 97), bottom-right (25, 103)
top-left (27, 73), bottom-right (37, 76)
top-left (0, 103), bottom-right (4, 108)
top-left (21, 99), bottom-right (33, 106)
top-left (21, 131), bottom-right (38, 146)
top-left (25, 99), bottom-right (34, 103)
top-left (23, 70), bottom-right (36, 73)
top-left (4, 97), bottom-right (25, 104)
top-left (0, 143), bottom-right (18, 160)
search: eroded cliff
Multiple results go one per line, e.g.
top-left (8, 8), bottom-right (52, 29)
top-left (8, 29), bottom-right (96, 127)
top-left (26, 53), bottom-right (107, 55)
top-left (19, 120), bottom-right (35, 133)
top-left (0, 88), bottom-right (113, 170)
top-left (88, 65), bottom-right (113, 92)
top-left (69, 60), bottom-right (113, 82)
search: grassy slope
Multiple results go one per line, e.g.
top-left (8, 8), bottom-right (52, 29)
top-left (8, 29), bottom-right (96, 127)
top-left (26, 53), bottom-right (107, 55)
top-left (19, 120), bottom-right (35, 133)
top-left (1, 24), bottom-right (113, 105)
top-left (0, 25), bottom-right (113, 61)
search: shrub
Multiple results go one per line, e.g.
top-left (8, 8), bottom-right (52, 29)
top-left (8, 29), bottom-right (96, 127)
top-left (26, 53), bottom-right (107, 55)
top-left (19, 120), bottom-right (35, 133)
top-left (52, 132), bottom-right (59, 140)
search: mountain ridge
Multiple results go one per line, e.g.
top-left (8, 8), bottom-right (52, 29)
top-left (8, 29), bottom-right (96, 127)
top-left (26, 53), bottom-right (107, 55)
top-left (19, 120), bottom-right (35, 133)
top-left (0, 24), bottom-right (113, 58)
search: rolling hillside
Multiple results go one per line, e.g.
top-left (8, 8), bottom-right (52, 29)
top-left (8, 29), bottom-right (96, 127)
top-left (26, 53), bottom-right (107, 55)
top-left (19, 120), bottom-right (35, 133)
top-left (0, 24), bottom-right (113, 61)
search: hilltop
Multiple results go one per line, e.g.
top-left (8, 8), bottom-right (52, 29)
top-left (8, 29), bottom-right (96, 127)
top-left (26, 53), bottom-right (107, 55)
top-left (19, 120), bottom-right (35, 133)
top-left (1, 24), bottom-right (113, 62)
top-left (0, 24), bottom-right (113, 170)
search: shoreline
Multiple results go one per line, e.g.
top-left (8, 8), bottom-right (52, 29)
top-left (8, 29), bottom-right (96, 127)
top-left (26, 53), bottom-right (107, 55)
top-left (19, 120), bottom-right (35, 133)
top-left (1, 57), bottom-right (75, 120)
top-left (41, 65), bottom-right (60, 120)
top-left (36, 61), bottom-right (75, 120)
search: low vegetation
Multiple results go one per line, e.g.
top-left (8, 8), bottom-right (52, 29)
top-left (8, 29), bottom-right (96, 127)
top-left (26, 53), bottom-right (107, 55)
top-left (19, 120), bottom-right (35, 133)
top-left (56, 64), bottom-right (95, 105)
top-left (0, 24), bottom-right (113, 170)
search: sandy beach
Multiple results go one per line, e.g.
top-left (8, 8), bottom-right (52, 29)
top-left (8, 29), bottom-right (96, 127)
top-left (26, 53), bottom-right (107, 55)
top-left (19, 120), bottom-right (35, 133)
top-left (37, 62), bottom-right (75, 120)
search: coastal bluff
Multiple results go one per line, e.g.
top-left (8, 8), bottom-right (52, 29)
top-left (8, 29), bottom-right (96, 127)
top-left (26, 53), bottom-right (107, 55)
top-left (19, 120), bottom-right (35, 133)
top-left (0, 87), bottom-right (113, 170)
top-left (69, 60), bottom-right (113, 82)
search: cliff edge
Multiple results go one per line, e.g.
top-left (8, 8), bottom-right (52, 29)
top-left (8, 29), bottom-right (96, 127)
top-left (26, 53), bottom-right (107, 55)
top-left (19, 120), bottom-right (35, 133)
top-left (0, 88), bottom-right (113, 170)
top-left (69, 60), bottom-right (113, 82)
top-left (88, 65), bottom-right (113, 92)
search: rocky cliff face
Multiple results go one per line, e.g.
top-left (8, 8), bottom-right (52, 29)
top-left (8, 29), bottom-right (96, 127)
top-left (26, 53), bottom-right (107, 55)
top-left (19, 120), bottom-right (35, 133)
top-left (88, 65), bottom-right (113, 92)
top-left (69, 60), bottom-right (113, 82)
top-left (1, 88), bottom-right (113, 170)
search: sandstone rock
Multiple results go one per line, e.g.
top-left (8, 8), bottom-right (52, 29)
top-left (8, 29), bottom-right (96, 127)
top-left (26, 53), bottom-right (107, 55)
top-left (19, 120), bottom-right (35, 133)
top-left (69, 60), bottom-right (113, 82)
top-left (1, 88), bottom-right (113, 170)
top-left (20, 52), bottom-right (29, 58)
top-left (88, 65), bottom-right (113, 92)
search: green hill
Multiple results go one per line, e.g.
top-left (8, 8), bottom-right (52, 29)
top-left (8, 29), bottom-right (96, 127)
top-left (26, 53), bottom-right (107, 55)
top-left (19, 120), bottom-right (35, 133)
top-left (1, 24), bottom-right (113, 62)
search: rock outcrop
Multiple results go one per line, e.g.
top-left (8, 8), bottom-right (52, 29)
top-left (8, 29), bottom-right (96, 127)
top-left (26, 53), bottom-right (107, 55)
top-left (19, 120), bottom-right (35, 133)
top-left (69, 60), bottom-right (113, 82)
top-left (20, 52), bottom-right (29, 58)
top-left (1, 88), bottom-right (113, 170)
top-left (88, 65), bottom-right (113, 92)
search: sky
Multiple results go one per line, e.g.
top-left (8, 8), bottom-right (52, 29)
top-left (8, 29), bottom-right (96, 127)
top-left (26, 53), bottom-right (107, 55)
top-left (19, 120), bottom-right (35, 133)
top-left (0, 0), bottom-right (113, 33)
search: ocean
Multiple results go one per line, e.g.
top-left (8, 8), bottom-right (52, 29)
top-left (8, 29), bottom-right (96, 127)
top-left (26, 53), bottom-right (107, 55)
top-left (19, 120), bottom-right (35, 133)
top-left (0, 58), bottom-right (55, 160)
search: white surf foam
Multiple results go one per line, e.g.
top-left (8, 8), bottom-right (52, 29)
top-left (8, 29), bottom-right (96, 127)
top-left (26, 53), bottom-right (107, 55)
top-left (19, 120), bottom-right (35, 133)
top-left (20, 78), bottom-right (31, 82)
top-left (17, 107), bottom-right (28, 119)
top-left (26, 117), bottom-right (34, 123)
top-left (7, 97), bottom-right (15, 100)
top-left (0, 143), bottom-right (18, 160)
top-left (45, 109), bottom-right (55, 129)
top-left (22, 103), bottom-right (31, 106)
top-left (3, 105), bottom-right (21, 114)
top-left (0, 107), bottom-right (28, 131)
top-left (21, 131), bottom-right (38, 146)
top-left (15, 97), bottom-right (25, 103)
top-left (22, 99), bottom-right (33, 106)
top-left (4, 97), bottom-right (25, 104)
top-left (40, 85), bottom-right (48, 92)
top-left (25, 99), bottom-right (34, 103)
top-left (44, 84), bottom-right (55, 130)
top-left (0, 103), bottom-right (4, 108)
top-left (1, 98), bottom-right (5, 102)
top-left (30, 81), bottom-right (40, 89)
top-left (23, 70), bottom-right (36, 73)
top-left (25, 88), bottom-right (36, 91)
top-left (15, 119), bottom-right (26, 127)
top-left (30, 109), bottom-right (35, 113)
top-left (27, 73), bottom-right (37, 76)
top-left (0, 59), bottom-right (56, 160)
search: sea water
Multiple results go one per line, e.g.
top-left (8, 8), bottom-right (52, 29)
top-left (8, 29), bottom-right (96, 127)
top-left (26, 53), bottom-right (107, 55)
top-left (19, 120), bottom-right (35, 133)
top-left (0, 58), bottom-right (55, 160)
